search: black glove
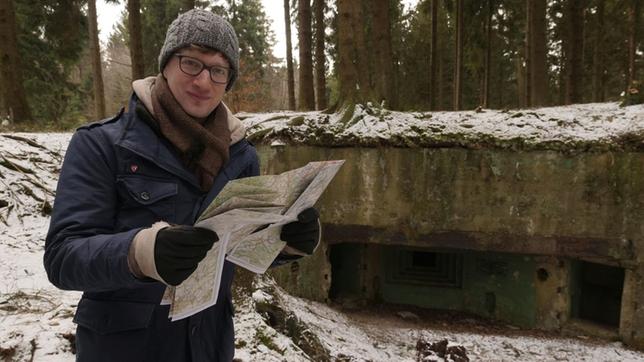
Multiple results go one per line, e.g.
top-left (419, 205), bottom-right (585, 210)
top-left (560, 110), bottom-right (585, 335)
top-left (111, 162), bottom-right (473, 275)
top-left (154, 225), bottom-right (218, 286)
top-left (280, 207), bottom-right (320, 255)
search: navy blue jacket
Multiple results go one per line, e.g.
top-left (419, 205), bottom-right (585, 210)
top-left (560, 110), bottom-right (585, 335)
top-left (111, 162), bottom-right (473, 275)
top-left (44, 96), bottom-right (259, 361)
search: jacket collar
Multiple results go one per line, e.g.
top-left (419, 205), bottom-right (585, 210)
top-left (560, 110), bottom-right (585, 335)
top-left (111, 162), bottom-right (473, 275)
top-left (116, 94), bottom-right (200, 188)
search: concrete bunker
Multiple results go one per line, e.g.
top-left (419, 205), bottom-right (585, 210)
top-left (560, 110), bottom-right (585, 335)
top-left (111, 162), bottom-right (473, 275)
top-left (257, 139), bottom-right (644, 348)
top-left (327, 243), bottom-right (627, 332)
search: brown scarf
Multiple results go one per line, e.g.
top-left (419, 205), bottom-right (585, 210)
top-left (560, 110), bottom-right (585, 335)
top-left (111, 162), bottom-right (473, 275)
top-left (150, 74), bottom-right (230, 192)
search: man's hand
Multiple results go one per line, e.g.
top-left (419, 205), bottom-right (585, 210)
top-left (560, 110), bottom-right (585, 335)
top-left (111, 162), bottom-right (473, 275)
top-left (154, 225), bottom-right (218, 286)
top-left (280, 208), bottom-right (321, 255)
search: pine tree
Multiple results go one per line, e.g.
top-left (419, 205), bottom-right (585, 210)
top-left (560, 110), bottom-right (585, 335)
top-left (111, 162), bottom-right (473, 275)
top-left (337, 0), bottom-right (360, 105)
top-left (626, 0), bottom-right (641, 88)
top-left (128, 0), bottom-right (145, 80)
top-left (313, 0), bottom-right (327, 110)
top-left (372, 0), bottom-right (394, 108)
top-left (592, 0), bottom-right (606, 102)
top-left (88, 0), bottom-right (106, 118)
top-left (0, 0), bottom-right (31, 121)
top-left (528, 0), bottom-right (547, 106)
top-left (284, 0), bottom-right (296, 110)
top-left (222, 0), bottom-right (275, 111)
top-left (565, 0), bottom-right (584, 104)
top-left (482, 0), bottom-right (493, 108)
top-left (454, 0), bottom-right (464, 110)
top-left (298, 0), bottom-right (315, 110)
top-left (181, 0), bottom-right (195, 12)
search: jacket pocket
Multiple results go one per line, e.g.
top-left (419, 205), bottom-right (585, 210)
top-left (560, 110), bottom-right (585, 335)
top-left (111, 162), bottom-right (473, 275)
top-left (74, 298), bottom-right (156, 335)
top-left (117, 175), bottom-right (178, 205)
top-left (116, 175), bottom-right (178, 223)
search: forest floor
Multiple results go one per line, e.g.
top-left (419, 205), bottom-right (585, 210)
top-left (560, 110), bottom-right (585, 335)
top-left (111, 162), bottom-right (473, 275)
top-left (1, 127), bottom-right (644, 361)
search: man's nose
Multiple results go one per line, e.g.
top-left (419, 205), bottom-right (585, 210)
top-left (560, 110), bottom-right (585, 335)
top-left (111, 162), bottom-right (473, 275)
top-left (193, 69), bottom-right (211, 84)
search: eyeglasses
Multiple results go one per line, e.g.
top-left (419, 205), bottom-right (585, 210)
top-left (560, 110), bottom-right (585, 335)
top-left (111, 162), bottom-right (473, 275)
top-left (174, 54), bottom-right (231, 84)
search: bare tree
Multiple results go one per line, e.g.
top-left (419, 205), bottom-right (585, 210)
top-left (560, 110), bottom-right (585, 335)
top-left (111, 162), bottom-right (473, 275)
top-left (0, 0), bottom-right (31, 121)
top-left (128, 0), bottom-right (145, 80)
top-left (313, 0), bottom-right (327, 110)
top-left (298, 0), bottom-right (315, 110)
top-left (284, 0), bottom-right (296, 110)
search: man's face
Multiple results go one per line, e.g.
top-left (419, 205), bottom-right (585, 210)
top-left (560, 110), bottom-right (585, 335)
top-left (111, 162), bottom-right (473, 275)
top-left (162, 47), bottom-right (229, 119)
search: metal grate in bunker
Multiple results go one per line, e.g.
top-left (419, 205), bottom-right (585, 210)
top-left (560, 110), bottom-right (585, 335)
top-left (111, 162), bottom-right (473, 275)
top-left (387, 249), bottom-right (463, 288)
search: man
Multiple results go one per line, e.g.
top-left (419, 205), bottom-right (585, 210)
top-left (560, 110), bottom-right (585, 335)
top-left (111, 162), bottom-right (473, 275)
top-left (44, 9), bottom-right (319, 361)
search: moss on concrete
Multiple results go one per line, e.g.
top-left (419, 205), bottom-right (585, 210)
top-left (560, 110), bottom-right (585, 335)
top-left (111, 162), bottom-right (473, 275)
top-left (258, 145), bottom-right (644, 347)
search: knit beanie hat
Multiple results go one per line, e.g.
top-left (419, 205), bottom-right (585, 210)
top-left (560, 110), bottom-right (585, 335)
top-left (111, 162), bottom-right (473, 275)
top-left (158, 9), bottom-right (240, 91)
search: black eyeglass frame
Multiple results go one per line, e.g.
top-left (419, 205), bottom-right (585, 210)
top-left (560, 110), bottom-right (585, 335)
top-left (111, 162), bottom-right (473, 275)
top-left (174, 54), bottom-right (232, 84)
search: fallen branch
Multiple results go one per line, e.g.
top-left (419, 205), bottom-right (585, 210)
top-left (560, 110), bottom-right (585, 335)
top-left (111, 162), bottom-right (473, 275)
top-left (2, 134), bottom-right (48, 150)
top-left (1, 134), bottom-right (64, 162)
top-left (1, 151), bottom-right (55, 196)
top-left (0, 176), bottom-right (23, 224)
top-left (26, 177), bottom-right (54, 197)
top-left (19, 185), bottom-right (44, 203)
top-left (0, 177), bottom-right (23, 206)
top-left (0, 154), bottom-right (34, 174)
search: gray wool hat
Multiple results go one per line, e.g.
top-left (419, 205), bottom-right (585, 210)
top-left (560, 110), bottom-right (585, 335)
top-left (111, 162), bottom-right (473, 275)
top-left (158, 9), bottom-right (240, 91)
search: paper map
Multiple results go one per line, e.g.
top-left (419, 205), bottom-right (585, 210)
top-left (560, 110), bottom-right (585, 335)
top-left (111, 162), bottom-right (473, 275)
top-left (161, 160), bottom-right (344, 321)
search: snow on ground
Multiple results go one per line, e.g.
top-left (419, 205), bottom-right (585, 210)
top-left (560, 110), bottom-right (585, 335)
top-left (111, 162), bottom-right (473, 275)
top-left (235, 277), bottom-right (644, 361)
top-left (1, 107), bottom-right (644, 361)
top-left (0, 133), bottom-right (79, 361)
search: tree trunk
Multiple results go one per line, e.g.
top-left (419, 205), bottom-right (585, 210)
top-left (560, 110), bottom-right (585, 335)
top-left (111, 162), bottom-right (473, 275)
top-left (430, 0), bottom-right (439, 110)
top-left (353, 0), bottom-right (370, 102)
top-left (298, 0), bottom-right (315, 110)
top-left (337, 0), bottom-right (359, 105)
top-left (0, 0), bottom-right (31, 122)
top-left (313, 0), bottom-right (326, 110)
top-left (438, 35), bottom-right (444, 110)
top-left (181, 0), bottom-right (195, 12)
top-left (558, 54), bottom-right (566, 105)
top-left (592, 0), bottom-right (605, 102)
top-left (284, 0), bottom-right (296, 110)
top-left (529, 0), bottom-right (547, 106)
top-left (453, 0), bottom-right (464, 110)
top-left (627, 0), bottom-right (641, 87)
top-left (88, 0), bottom-right (106, 118)
top-left (483, 0), bottom-right (492, 108)
top-left (372, 0), bottom-right (394, 108)
top-left (565, 0), bottom-right (584, 104)
top-left (128, 0), bottom-right (145, 80)
top-left (525, 0), bottom-right (532, 107)
top-left (516, 55), bottom-right (526, 108)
